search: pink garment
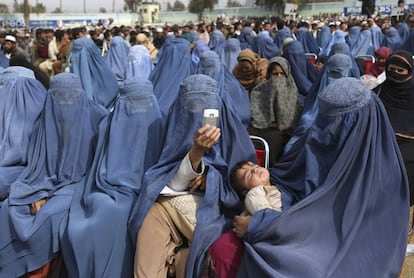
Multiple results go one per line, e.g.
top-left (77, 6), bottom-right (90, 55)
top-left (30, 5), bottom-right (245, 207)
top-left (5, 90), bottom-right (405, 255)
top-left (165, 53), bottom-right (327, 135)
top-left (367, 47), bottom-right (391, 77)
top-left (203, 229), bottom-right (244, 278)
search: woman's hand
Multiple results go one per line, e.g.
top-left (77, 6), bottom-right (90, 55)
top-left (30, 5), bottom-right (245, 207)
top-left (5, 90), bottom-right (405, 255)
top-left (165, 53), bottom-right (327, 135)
top-left (30, 198), bottom-right (47, 215)
top-left (193, 125), bottom-right (221, 153)
top-left (233, 215), bottom-right (252, 238)
top-left (189, 173), bottom-right (206, 192)
top-left (188, 125), bottom-right (221, 172)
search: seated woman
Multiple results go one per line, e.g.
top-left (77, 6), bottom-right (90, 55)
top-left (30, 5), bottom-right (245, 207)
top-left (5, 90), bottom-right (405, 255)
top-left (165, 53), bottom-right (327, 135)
top-left (232, 48), bottom-right (261, 94)
top-left (70, 37), bottom-right (119, 109)
top-left (0, 73), bottom-right (108, 277)
top-left (249, 56), bottom-right (301, 165)
top-left (0, 66), bottom-right (47, 200)
top-left (128, 74), bottom-right (257, 278)
top-left (205, 77), bottom-right (409, 277)
top-left (376, 50), bottom-right (414, 206)
top-left (197, 50), bottom-right (250, 128)
top-left (60, 78), bottom-right (164, 277)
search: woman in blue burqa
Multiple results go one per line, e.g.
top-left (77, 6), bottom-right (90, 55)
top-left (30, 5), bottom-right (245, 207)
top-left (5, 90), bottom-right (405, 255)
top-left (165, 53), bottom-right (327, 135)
top-left (251, 30), bottom-right (280, 60)
top-left (127, 45), bottom-right (154, 80)
top-left (60, 78), bottom-right (164, 277)
top-left (128, 74), bottom-right (257, 278)
top-left (284, 53), bottom-right (359, 153)
top-left (197, 50), bottom-right (250, 128)
top-left (208, 29), bottom-right (226, 57)
top-left (149, 36), bottom-right (192, 118)
top-left (0, 72), bottom-right (108, 277)
top-left (70, 37), bottom-right (119, 109)
top-left (382, 27), bottom-right (403, 53)
top-left (295, 26), bottom-right (319, 55)
top-left (204, 77), bottom-right (409, 277)
top-left (238, 25), bottom-right (255, 50)
top-left (0, 66), bottom-right (47, 200)
top-left (282, 40), bottom-right (317, 99)
top-left (104, 36), bottom-right (130, 84)
top-left (220, 38), bottom-right (241, 72)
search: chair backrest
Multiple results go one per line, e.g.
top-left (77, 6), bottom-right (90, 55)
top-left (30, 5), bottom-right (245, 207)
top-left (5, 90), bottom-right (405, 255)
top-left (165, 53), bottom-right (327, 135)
top-left (305, 53), bottom-right (318, 64)
top-left (356, 55), bottom-right (375, 74)
top-left (250, 135), bottom-right (270, 169)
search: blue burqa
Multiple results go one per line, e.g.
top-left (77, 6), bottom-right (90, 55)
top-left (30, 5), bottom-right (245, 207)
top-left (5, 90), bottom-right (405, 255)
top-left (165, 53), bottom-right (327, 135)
top-left (319, 30), bottom-right (345, 56)
top-left (70, 37), bottom-right (119, 109)
top-left (252, 31), bottom-right (280, 59)
top-left (382, 27), bottom-right (403, 53)
top-left (282, 40), bottom-right (317, 98)
top-left (397, 22), bottom-right (410, 47)
top-left (238, 26), bottom-right (255, 50)
top-left (127, 45), bottom-right (154, 79)
top-left (296, 27), bottom-right (319, 55)
top-left (239, 77), bottom-right (409, 277)
top-left (350, 29), bottom-right (375, 57)
top-left (330, 42), bottom-right (361, 77)
top-left (105, 36), bottom-right (130, 83)
top-left (191, 39), bottom-right (210, 74)
top-left (128, 74), bottom-right (257, 277)
top-left (197, 50), bottom-right (250, 128)
top-left (345, 25), bottom-right (360, 49)
top-left (208, 29), bottom-right (226, 57)
top-left (220, 38), bottom-right (241, 72)
top-left (149, 37), bottom-right (192, 118)
top-left (61, 78), bottom-right (163, 278)
top-left (0, 67), bottom-right (47, 200)
top-left (274, 27), bottom-right (292, 49)
top-left (285, 54), bottom-right (357, 153)
top-left (316, 26), bottom-right (331, 49)
top-left (371, 25), bottom-right (384, 51)
top-left (0, 51), bottom-right (8, 69)
top-left (0, 73), bottom-right (107, 277)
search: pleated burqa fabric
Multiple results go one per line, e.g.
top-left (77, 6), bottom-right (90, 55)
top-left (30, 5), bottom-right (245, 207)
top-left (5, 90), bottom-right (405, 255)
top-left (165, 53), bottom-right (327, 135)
top-left (238, 78), bottom-right (409, 278)
top-left (70, 37), bottom-right (119, 109)
top-left (0, 73), bottom-right (107, 277)
top-left (61, 78), bottom-right (163, 277)
top-left (0, 67), bottom-right (47, 200)
top-left (129, 74), bottom-right (257, 277)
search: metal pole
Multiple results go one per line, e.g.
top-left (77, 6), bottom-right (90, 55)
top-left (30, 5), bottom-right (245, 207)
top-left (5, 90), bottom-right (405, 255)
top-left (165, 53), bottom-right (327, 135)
top-left (23, 0), bottom-right (29, 29)
top-left (112, 0), bottom-right (115, 12)
top-left (84, 0), bottom-right (86, 13)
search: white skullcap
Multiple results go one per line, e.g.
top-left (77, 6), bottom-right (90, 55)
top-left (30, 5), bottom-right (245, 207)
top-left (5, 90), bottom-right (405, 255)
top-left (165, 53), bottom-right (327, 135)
top-left (5, 35), bottom-right (16, 42)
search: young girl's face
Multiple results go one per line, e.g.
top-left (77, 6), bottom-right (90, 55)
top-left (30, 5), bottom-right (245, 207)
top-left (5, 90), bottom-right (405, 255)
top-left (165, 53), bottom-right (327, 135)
top-left (236, 162), bottom-right (271, 195)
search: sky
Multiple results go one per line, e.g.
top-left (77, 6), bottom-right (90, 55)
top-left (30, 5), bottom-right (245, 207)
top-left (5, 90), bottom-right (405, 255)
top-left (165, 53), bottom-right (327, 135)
top-left (4, 0), bottom-right (232, 13)
top-left (4, 0), bottom-right (126, 13)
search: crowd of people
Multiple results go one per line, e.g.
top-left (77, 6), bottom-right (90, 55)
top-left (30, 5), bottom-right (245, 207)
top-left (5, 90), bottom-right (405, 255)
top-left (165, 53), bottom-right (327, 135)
top-left (0, 8), bottom-right (412, 278)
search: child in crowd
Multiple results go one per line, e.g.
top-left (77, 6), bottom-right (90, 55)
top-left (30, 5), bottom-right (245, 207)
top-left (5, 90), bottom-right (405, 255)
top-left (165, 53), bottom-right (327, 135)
top-left (231, 160), bottom-right (283, 215)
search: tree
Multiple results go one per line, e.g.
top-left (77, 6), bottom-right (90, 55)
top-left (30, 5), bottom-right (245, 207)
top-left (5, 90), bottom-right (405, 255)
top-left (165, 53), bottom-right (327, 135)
top-left (167, 2), bottom-right (172, 11)
top-left (255, 0), bottom-right (306, 14)
top-left (13, 3), bottom-right (24, 13)
top-left (99, 7), bottom-right (107, 13)
top-left (255, 0), bottom-right (282, 13)
top-left (0, 4), bottom-right (9, 13)
top-left (188, 0), bottom-right (218, 21)
top-left (32, 3), bottom-right (46, 13)
top-left (124, 0), bottom-right (141, 12)
top-left (52, 7), bottom-right (63, 13)
top-left (227, 0), bottom-right (242, 7)
top-left (172, 0), bottom-right (185, 11)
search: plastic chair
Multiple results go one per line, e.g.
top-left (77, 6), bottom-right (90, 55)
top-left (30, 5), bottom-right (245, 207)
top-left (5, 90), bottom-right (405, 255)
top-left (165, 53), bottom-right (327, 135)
top-left (356, 55), bottom-right (375, 74)
top-left (305, 53), bottom-right (318, 64)
top-left (250, 135), bottom-right (270, 169)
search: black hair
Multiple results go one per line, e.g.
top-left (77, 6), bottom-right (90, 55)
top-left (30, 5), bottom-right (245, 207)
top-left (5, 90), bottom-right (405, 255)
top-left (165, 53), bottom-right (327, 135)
top-left (230, 160), bottom-right (251, 200)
